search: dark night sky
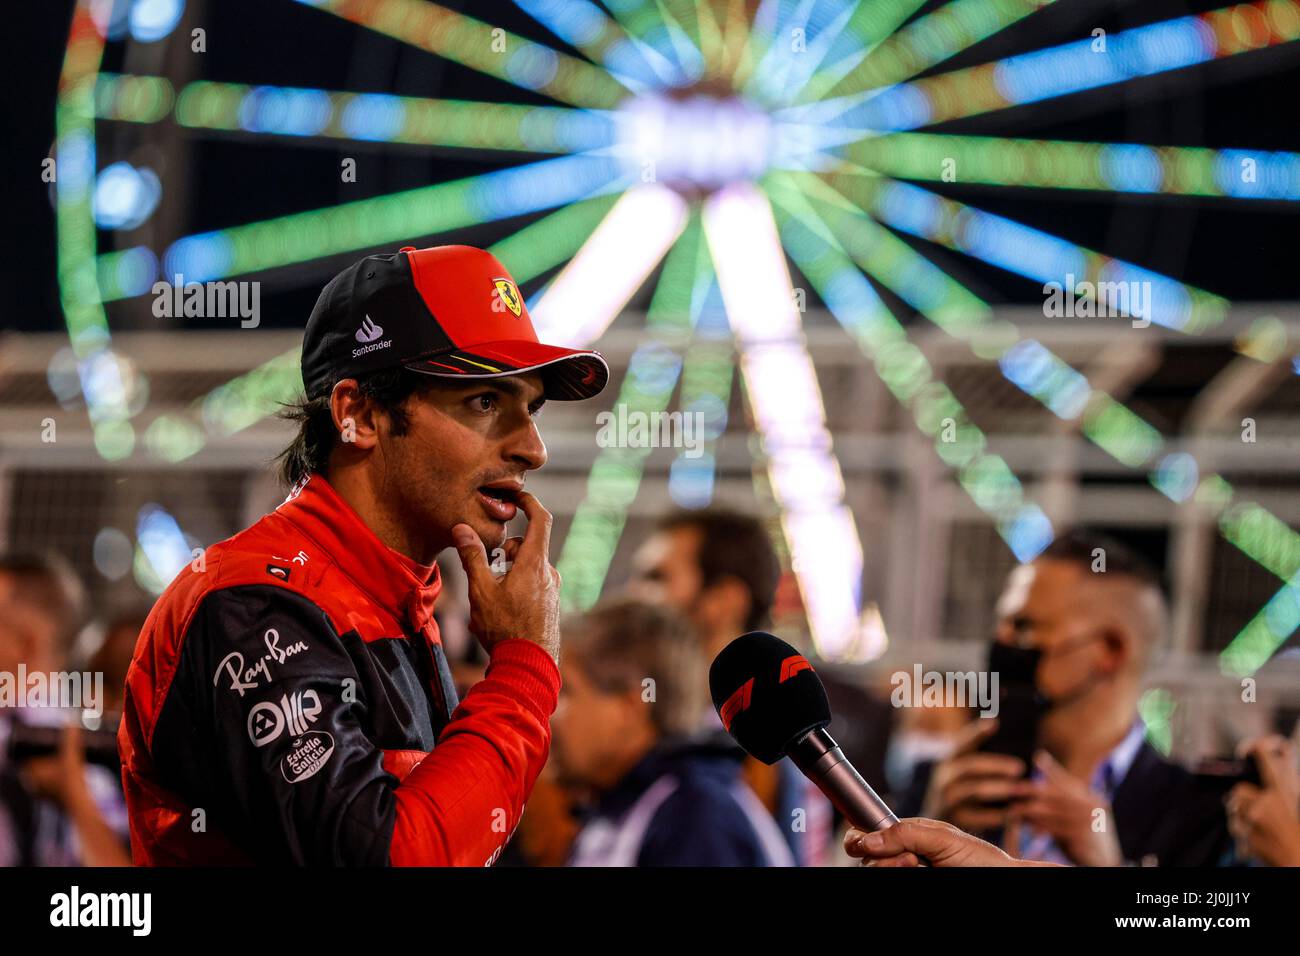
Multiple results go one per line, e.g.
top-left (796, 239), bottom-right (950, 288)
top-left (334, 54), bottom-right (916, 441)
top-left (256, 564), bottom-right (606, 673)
top-left (5, 0), bottom-right (1300, 336)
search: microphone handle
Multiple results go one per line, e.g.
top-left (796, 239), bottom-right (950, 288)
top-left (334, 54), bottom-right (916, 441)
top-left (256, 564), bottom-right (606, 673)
top-left (788, 727), bottom-right (899, 832)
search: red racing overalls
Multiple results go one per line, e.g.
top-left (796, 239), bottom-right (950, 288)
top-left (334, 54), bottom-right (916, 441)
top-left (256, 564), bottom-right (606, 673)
top-left (118, 473), bottom-right (558, 865)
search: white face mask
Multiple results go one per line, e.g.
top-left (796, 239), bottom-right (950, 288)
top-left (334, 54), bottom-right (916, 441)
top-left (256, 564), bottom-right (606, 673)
top-left (885, 731), bottom-right (958, 792)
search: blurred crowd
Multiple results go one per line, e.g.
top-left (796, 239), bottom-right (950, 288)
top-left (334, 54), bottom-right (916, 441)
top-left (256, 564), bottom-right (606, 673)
top-left (0, 553), bottom-right (137, 865)
top-left (1, 511), bottom-right (1298, 867)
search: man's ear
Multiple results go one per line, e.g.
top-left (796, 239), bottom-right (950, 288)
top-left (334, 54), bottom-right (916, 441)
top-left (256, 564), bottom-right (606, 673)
top-left (1099, 624), bottom-right (1130, 675)
top-left (329, 379), bottom-right (381, 451)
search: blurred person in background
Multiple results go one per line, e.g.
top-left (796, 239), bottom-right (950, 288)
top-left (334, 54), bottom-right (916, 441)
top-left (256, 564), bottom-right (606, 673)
top-left (0, 553), bottom-right (130, 866)
top-left (628, 507), bottom-right (892, 865)
top-left (1226, 734), bottom-right (1300, 866)
top-left (0, 553), bottom-right (85, 647)
top-left (916, 530), bottom-right (1232, 866)
top-left (553, 598), bottom-right (792, 866)
top-left (884, 692), bottom-right (970, 808)
top-left (83, 607), bottom-right (150, 717)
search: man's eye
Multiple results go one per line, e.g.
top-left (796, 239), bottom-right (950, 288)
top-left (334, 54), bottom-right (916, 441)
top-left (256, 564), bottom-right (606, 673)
top-left (473, 394), bottom-right (496, 412)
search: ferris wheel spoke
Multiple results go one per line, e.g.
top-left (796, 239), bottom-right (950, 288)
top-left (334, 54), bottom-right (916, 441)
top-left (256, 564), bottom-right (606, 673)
top-left (702, 180), bottom-right (867, 658)
top-left (509, 0), bottom-right (673, 92)
top-left (669, 0), bottom-right (728, 77)
top-left (601, 0), bottom-right (706, 86)
top-left (773, 170), bottom-right (994, 340)
top-left (711, 0), bottom-right (754, 81)
top-left (91, 74), bottom-right (619, 155)
top-left (768, 179), bottom-right (1057, 578)
top-left (809, 1), bottom-right (1300, 135)
top-left (486, 192), bottom-right (623, 283)
top-left (840, 132), bottom-right (1300, 201)
top-left (807, 0), bottom-right (1064, 104)
top-left (727, 0), bottom-right (780, 90)
top-left (141, 152), bottom-right (629, 287)
top-left (293, 0), bottom-right (630, 109)
top-left (780, 0), bottom-right (932, 106)
top-left (555, 213), bottom-right (712, 611)
top-left (739, 0), bottom-right (856, 107)
top-left (531, 183), bottom-right (690, 347)
top-left (822, 167), bottom-right (1230, 335)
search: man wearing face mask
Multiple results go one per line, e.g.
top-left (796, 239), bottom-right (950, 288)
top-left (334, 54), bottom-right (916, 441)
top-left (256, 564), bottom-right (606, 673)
top-left (917, 531), bottom-right (1232, 866)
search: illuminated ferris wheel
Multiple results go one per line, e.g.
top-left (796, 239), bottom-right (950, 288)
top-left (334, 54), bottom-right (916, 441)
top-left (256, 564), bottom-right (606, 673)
top-left (54, 0), bottom-right (1300, 662)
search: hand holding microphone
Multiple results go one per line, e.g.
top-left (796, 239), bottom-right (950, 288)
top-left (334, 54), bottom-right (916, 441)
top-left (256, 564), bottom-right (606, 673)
top-left (844, 818), bottom-right (1032, 867)
top-left (709, 632), bottom-right (1055, 867)
top-left (708, 631), bottom-right (899, 833)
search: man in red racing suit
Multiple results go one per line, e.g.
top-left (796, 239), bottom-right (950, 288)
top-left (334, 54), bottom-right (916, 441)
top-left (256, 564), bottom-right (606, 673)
top-left (118, 244), bottom-right (609, 865)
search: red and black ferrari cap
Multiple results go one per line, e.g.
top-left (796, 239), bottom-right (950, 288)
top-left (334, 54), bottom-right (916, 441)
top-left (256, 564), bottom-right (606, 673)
top-left (301, 244), bottom-right (608, 402)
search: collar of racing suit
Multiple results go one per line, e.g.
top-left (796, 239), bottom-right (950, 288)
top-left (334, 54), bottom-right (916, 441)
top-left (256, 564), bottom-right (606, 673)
top-left (274, 473), bottom-right (443, 639)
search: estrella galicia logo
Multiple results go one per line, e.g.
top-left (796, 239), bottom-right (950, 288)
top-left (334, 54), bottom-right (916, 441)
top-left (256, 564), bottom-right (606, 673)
top-left (281, 731), bottom-right (336, 783)
top-left (355, 315), bottom-right (384, 343)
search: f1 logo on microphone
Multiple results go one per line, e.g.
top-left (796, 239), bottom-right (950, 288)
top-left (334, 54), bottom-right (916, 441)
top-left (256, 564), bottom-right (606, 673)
top-left (719, 678), bottom-right (753, 732)
top-left (779, 654), bottom-right (812, 683)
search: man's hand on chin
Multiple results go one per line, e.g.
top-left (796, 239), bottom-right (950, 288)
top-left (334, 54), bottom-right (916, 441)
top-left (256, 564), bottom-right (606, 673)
top-left (845, 818), bottom-right (1061, 867)
top-left (451, 491), bottom-right (562, 663)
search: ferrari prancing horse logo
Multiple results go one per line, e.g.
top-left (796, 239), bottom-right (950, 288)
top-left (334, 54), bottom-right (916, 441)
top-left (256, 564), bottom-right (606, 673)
top-left (493, 277), bottom-right (522, 318)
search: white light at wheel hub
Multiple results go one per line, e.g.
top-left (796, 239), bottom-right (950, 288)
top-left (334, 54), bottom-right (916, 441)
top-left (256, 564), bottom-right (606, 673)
top-left (616, 94), bottom-right (773, 191)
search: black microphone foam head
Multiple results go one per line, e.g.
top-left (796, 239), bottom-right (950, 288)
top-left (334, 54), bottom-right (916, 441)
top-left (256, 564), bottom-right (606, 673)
top-left (708, 631), bottom-right (831, 765)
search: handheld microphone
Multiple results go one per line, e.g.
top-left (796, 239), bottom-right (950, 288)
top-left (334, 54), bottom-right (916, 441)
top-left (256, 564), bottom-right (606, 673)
top-left (709, 631), bottom-right (899, 832)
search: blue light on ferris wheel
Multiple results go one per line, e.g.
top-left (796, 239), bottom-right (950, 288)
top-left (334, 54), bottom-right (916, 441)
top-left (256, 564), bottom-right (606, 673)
top-left (129, 0), bottom-right (185, 43)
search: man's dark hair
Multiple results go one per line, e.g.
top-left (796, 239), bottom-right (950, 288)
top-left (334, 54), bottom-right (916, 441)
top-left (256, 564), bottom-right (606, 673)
top-left (659, 507), bottom-right (781, 632)
top-left (1040, 529), bottom-right (1164, 594)
top-left (275, 368), bottom-right (439, 487)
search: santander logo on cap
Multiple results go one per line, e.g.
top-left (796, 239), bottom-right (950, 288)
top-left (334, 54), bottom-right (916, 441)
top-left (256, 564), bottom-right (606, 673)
top-left (355, 315), bottom-right (384, 343)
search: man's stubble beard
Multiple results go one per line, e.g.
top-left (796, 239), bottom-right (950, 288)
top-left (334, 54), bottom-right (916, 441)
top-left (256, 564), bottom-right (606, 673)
top-left (386, 429), bottom-right (510, 555)
top-left (380, 455), bottom-right (460, 559)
